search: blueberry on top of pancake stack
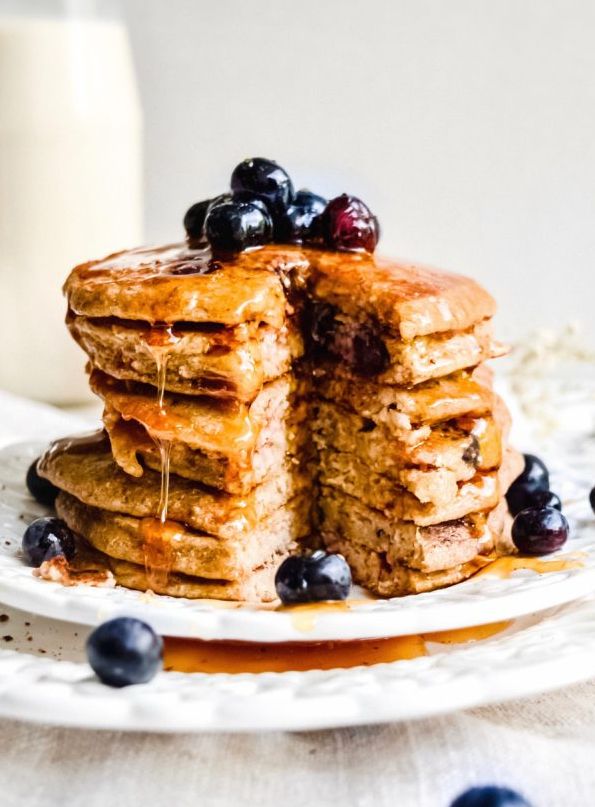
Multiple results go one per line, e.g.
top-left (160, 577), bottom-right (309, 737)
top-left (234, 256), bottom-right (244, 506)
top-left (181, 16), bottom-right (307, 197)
top-left (37, 158), bottom-right (521, 601)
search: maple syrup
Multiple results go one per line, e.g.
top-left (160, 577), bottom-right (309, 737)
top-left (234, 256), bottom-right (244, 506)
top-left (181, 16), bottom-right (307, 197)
top-left (162, 619), bottom-right (514, 674)
top-left (423, 620), bottom-right (511, 644)
top-left (163, 634), bottom-right (427, 674)
top-left (473, 553), bottom-right (584, 579)
top-left (138, 324), bottom-right (182, 586)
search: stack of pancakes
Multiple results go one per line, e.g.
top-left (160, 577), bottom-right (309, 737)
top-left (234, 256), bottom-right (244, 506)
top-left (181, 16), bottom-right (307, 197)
top-left (39, 244), bottom-right (521, 601)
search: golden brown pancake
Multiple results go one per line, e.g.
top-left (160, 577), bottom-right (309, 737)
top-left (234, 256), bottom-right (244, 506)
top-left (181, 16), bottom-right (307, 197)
top-left (90, 370), bottom-right (309, 493)
top-left (56, 491), bottom-right (310, 582)
top-left (318, 447), bottom-right (522, 527)
top-left (323, 499), bottom-right (513, 596)
top-left (314, 400), bottom-right (506, 479)
top-left (315, 368), bottom-right (495, 427)
top-left (65, 244), bottom-right (496, 337)
top-left (39, 435), bottom-right (310, 537)
top-left (68, 314), bottom-right (303, 401)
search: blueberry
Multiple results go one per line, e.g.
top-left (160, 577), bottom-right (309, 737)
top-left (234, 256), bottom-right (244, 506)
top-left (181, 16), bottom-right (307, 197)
top-left (321, 194), bottom-right (380, 252)
top-left (352, 323), bottom-right (390, 376)
top-left (511, 506), bottom-right (569, 555)
top-left (231, 158), bottom-right (294, 217)
top-left (86, 617), bottom-right (163, 688)
top-left (526, 489), bottom-right (561, 511)
top-left (205, 199), bottom-right (273, 254)
top-left (450, 785), bottom-right (532, 807)
top-left (506, 454), bottom-right (550, 515)
top-left (231, 191), bottom-right (272, 217)
top-left (507, 486), bottom-right (562, 517)
top-left (183, 194), bottom-right (230, 244)
top-left (517, 454), bottom-right (550, 490)
top-left (26, 458), bottom-right (58, 507)
top-left (22, 517), bottom-right (76, 566)
top-left (275, 550), bottom-right (352, 604)
top-left (277, 189), bottom-right (327, 244)
top-left (303, 301), bottom-right (337, 358)
top-left (590, 486), bottom-right (595, 515)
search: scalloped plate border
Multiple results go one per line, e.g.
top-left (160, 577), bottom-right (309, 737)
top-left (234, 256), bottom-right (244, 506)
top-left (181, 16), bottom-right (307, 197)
top-left (1, 598), bottom-right (595, 732)
top-left (1, 441), bottom-right (595, 642)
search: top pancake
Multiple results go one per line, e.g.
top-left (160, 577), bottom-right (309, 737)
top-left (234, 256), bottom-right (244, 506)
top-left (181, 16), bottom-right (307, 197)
top-left (65, 243), bottom-right (496, 338)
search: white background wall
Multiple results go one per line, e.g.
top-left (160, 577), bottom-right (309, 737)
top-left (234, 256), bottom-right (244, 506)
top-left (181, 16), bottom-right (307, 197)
top-left (123, 0), bottom-right (595, 346)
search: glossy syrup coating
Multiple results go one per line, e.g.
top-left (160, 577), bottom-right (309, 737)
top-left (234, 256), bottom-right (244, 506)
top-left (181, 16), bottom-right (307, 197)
top-left (65, 244), bottom-right (497, 340)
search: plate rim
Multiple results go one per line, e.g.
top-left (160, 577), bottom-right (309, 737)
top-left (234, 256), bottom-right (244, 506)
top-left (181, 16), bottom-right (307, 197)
top-left (2, 440), bottom-right (595, 642)
top-left (1, 597), bottom-right (595, 732)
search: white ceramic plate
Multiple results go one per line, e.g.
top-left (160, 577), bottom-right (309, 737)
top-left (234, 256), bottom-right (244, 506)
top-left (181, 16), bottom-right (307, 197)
top-left (1, 441), bottom-right (594, 641)
top-left (1, 597), bottom-right (595, 732)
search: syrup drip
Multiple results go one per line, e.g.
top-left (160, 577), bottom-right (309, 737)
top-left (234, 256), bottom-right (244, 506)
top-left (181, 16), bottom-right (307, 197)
top-left (161, 619), bottom-right (513, 674)
top-left (139, 324), bottom-right (181, 588)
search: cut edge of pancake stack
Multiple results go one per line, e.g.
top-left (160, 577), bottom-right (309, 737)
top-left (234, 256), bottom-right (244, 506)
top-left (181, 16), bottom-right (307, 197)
top-left (39, 242), bottom-right (521, 603)
top-left (305, 250), bottom-right (522, 597)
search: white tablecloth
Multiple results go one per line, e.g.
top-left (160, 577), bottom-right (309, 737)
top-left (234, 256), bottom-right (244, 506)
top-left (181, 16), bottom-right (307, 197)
top-left (0, 392), bottom-right (594, 807)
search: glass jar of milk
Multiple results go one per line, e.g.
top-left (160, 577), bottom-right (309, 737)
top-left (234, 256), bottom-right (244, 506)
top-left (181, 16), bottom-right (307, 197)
top-left (0, 0), bottom-right (142, 403)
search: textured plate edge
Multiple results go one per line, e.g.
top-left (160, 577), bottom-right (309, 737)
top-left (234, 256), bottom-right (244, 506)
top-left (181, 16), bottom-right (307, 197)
top-left (0, 598), bottom-right (595, 732)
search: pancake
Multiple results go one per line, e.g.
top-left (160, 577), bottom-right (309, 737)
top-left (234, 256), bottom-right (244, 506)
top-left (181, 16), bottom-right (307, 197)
top-left (107, 556), bottom-right (280, 601)
top-left (38, 434), bottom-right (310, 537)
top-left (314, 401), bottom-right (506, 479)
top-left (318, 447), bottom-right (522, 527)
top-left (68, 314), bottom-right (303, 401)
top-left (320, 493), bottom-right (513, 574)
top-left (91, 370), bottom-right (309, 493)
top-left (315, 368), bottom-right (495, 430)
top-left (308, 317), bottom-right (505, 386)
top-left (65, 244), bottom-right (495, 337)
top-left (323, 499), bottom-right (513, 596)
top-left (64, 244), bottom-right (308, 328)
top-left (309, 249), bottom-right (497, 338)
top-left (319, 451), bottom-right (475, 507)
top-left (324, 538), bottom-right (492, 597)
top-left (56, 491), bottom-right (310, 582)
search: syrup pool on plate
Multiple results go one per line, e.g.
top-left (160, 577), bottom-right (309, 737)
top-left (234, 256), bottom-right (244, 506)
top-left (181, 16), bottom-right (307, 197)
top-left (162, 620), bottom-right (513, 674)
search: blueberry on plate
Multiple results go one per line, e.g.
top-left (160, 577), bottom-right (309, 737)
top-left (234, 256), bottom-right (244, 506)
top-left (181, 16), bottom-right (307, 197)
top-left (231, 158), bottom-right (294, 217)
top-left (277, 189), bottom-right (327, 244)
top-left (514, 453), bottom-right (550, 491)
top-left (86, 617), bottom-right (163, 688)
top-left (450, 785), bottom-right (532, 807)
top-left (275, 550), bottom-right (352, 604)
top-left (590, 485), bottom-right (595, 515)
top-left (26, 458), bottom-right (59, 507)
top-left (205, 199), bottom-right (273, 254)
top-left (505, 453), bottom-right (550, 515)
top-left (525, 489), bottom-right (561, 512)
top-left (321, 194), bottom-right (380, 252)
top-left (511, 506), bottom-right (569, 555)
top-left (507, 486), bottom-right (562, 517)
top-left (22, 517), bottom-right (76, 566)
top-left (183, 194), bottom-right (230, 244)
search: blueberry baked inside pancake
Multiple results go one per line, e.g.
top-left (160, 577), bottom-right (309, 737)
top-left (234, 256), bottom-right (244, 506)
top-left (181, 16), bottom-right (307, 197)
top-left (25, 157), bottom-right (532, 604)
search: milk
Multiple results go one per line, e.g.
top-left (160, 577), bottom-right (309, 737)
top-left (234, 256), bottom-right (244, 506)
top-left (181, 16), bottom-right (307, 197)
top-left (0, 16), bottom-right (142, 403)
